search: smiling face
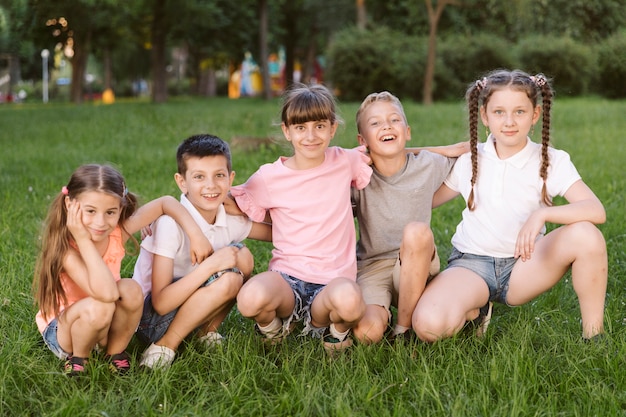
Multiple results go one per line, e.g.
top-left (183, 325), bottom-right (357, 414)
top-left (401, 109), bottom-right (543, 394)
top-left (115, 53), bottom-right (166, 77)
top-left (175, 155), bottom-right (234, 224)
top-left (480, 87), bottom-right (541, 158)
top-left (281, 119), bottom-right (337, 169)
top-left (357, 100), bottom-right (410, 159)
top-left (72, 191), bottom-right (122, 243)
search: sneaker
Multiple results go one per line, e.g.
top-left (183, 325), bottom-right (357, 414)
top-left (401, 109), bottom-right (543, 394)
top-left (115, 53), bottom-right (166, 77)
top-left (473, 301), bottom-right (493, 338)
top-left (63, 356), bottom-right (87, 377)
top-left (255, 319), bottom-right (295, 345)
top-left (322, 327), bottom-right (353, 357)
top-left (107, 351), bottom-right (132, 375)
top-left (199, 331), bottom-right (224, 349)
top-left (139, 343), bottom-right (176, 370)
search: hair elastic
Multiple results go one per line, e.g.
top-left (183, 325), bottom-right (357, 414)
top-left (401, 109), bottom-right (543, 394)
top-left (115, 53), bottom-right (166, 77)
top-left (61, 186), bottom-right (69, 195)
top-left (531, 75), bottom-right (547, 87)
top-left (475, 77), bottom-right (487, 91)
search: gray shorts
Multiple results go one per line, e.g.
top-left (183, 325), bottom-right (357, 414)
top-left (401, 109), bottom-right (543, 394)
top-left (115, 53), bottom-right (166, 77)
top-left (446, 247), bottom-right (516, 305)
top-left (278, 272), bottom-right (326, 338)
top-left (42, 318), bottom-right (70, 360)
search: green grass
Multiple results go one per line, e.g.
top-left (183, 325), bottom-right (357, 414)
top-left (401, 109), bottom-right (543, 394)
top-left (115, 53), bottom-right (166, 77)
top-left (1, 96), bottom-right (625, 416)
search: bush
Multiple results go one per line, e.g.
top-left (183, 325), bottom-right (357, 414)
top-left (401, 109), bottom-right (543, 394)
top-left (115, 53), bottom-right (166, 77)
top-left (596, 31), bottom-right (626, 99)
top-left (326, 27), bottom-right (427, 102)
top-left (436, 34), bottom-right (516, 101)
top-left (514, 36), bottom-right (596, 96)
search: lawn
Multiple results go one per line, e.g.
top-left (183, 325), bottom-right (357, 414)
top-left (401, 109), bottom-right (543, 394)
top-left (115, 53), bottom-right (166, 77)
top-left (0, 96), bottom-right (625, 416)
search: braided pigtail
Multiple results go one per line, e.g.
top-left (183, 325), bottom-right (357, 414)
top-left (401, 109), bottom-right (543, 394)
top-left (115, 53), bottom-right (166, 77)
top-left (534, 74), bottom-right (553, 206)
top-left (466, 80), bottom-right (483, 211)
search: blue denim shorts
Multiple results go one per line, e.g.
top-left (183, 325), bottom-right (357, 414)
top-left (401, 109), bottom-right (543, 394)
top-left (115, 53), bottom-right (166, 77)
top-left (42, 318), bottom-right (70, 360)
top-left (278, 272), bottom-right (326, 338)
top-left (446, 247), bottom-right (516, 305)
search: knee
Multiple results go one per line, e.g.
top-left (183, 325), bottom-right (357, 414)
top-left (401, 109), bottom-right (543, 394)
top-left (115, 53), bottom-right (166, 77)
top-left (353, 315), bottom-right (387, 345)
top-left (117, 279), bottom-right (143, 311)
top-left (236, 278), bottom-right (270, 318)
top-left (330, 280), bottom-right (365, 322)
top-left (566, 222), bottom-right (606, 253)
top-left (212, 272), bottom-right (244, 300)
top-left (84, 299), bottom-right (117, 329)
top-left (402, 222), bottom-right (434, 251)
top-left (413, 306), bottom-right (447, 343)
top-left (236, 247), bottom-right (255, 278)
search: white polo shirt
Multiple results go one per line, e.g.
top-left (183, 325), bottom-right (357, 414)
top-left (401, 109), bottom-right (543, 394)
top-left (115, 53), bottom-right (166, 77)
top-left (132, 194), bottom-right (252, 296)
top-left (445, 136), bottom-right (581, 257)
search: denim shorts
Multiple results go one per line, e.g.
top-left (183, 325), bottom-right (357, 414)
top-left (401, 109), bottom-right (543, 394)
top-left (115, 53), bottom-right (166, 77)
top-left (136, 292), bottom-right (180, 345)
top-left (446, 247), bottom-right (516, 305)
top-left (42, 318), bottom-right (70, 360)
top-left (278, 272), bottom-right (326, 338)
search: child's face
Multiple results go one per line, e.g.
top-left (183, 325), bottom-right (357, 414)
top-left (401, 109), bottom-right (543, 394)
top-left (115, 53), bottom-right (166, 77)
top-left (282, 119), bottom-right (337, 163)
top-left (175, 155), bottom-right (234, 223)
top-left (480, 88), bottom-right (541, 157)
top-left (69, 191), bottom-right (121, 243)
top-left (357, 101), bottom-right (410, 158)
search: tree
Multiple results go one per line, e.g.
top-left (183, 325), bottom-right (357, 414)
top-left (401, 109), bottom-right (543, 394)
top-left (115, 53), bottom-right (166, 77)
top-left (423, 0), bottom-right (459, 105)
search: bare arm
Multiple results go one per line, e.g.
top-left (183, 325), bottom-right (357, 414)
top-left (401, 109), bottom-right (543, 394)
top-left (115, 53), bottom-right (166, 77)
top-left (515, 180), bottom-right (606, 261)
top-left (150, 246), bottom-right (240, 315)
top-left (123, 195), bottom-right (212, 264)
top-left (432, 183), bottom-right (461, 208)
top-left (406, 141), bottom-right (470, 158)
top-left (247, 221), bottom-right (272, 241)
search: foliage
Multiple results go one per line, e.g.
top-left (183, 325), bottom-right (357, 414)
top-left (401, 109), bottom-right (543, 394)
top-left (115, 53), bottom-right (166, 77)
top-left (435, 33), bottom-right (516, 101)
top-left (327, 26), bottom-right (427, 102)
top-left (595, 30), bottom-right (626, 99)
top-left (513, 35), bottom-right (597, 96)
top-left (0, 97), bottom-right (625, 416)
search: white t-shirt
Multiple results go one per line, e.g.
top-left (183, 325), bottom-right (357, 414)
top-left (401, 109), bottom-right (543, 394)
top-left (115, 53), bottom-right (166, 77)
top-left (132, 194), bottom-right (252, 296)
top-left (445, 136), bottom-right (581, 257)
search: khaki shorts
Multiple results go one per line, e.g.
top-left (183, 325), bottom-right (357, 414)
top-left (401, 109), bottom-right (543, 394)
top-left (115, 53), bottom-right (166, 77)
top-left (357, 247), bottom-right (440, 315)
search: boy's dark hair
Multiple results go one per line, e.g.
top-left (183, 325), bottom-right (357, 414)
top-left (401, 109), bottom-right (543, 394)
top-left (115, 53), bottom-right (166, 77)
top-left (176, 134), bottom-right (232, 175)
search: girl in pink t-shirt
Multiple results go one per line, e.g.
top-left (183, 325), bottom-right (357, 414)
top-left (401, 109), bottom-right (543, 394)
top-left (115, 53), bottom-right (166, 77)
top-left (231, 83), bottom-right (372, 354)
top-left (33, 164), bottom-right (210, 376)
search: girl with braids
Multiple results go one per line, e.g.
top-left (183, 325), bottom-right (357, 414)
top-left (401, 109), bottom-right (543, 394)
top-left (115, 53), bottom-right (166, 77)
top-left (34, 164), bottom-right (211, 376)
top-left (411, 69), bottom-right (607, 342)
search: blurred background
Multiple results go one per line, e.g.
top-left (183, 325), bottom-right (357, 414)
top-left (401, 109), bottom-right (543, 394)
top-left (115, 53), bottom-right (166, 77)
top-left (1, 0), bottom-right (625, 105)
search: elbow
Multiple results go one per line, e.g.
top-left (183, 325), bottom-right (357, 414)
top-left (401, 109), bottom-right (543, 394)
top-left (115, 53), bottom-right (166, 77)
top-left (151, 296), bottom-right (170, 316)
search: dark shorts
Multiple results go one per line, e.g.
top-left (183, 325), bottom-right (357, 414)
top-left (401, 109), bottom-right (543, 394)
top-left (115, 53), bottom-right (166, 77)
top-left (278, 272), bottom-right (326, 338)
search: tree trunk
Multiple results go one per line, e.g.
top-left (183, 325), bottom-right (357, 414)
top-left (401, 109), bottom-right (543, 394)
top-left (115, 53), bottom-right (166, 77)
top-left (423, 0), bottom-right (458, 105)
top-left (103, 48), bottom-right (112, 90)
top-left (259, 0), bottom-right (272, 99)
top-left (356, 0), bottom-right (367, 30)
top-left (151, 0), bottom-right (168, 103)
top-left (70, 30), bottom-right (92, 104)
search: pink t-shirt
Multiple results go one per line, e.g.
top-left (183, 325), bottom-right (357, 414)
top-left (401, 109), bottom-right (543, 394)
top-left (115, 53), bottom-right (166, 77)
top-left (36, 226), bottom-right (125, 333)
top-left (231, 147), bottom-right (372, 285)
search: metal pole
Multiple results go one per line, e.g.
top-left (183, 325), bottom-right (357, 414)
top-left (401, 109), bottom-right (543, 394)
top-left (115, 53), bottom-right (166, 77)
top-left (41, 49), bottom-right (49, 103)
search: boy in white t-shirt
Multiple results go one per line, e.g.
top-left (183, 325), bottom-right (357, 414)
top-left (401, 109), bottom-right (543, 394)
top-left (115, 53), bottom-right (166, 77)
top-left (133, 134), bottom-right (271, 369)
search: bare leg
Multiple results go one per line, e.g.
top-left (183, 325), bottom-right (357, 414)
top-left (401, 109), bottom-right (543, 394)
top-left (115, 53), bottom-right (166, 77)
top-left (156, 271), bottom-right (243, 350)
top-left (507, 222), bottom-right (607, 339)
top-left (237, 271), bottom-right (295, 327)
top-left (310, 277), bottom-right (365, 333)
top-left (395, 222), bottom-right (436, 329)
top-left (353, 304), bottom-right (388, 344)
top-left (413, 268), bottom-right (489, 342)
top-left (57, 298), bottom-right (116, 358)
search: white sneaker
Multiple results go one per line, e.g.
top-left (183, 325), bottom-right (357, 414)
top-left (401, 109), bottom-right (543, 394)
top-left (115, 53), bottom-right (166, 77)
top-left (139, 343), bottom-right (176, 370)
top-left (199, 331), bottom-right (223, 349)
